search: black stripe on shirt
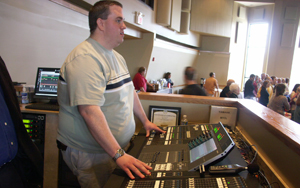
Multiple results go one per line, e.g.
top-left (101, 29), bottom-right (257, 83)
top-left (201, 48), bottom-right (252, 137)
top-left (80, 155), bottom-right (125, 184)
top-left (106, 77), bottom-right (132, 90)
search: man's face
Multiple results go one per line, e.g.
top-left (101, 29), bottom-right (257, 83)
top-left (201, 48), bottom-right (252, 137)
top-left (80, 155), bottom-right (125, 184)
top-left (272, 78), bottom-right (277, 85)
top-left (102, 5), bottom-right (126, 48)
top-left (141, 70), bottom-right (146, 77)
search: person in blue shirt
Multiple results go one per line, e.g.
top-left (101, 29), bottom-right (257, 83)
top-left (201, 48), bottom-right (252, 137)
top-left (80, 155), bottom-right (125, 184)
top-left (0, 56), bottom-right (43, 188)
top-left (164, 72), bottom-right (174, 87)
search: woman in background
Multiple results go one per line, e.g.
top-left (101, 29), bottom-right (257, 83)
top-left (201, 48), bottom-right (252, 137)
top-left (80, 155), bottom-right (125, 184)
top-left (259, 80), bottom-right (270, 107)
top-left (164, 72), bottom-right (174, 87)
top-left (253, 75), bottom-right (261, 95)
top-left (267, 84), bottom-right (290, 115)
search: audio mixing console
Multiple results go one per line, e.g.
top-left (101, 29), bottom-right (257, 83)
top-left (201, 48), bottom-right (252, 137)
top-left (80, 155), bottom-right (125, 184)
top-left (105, 122), bottom-right (258, 188)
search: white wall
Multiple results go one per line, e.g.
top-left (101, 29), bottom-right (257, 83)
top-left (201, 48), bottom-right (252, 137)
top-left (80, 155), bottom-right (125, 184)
top-left (267, 0), bottom-right (300, 83)
top-left (194, 53), bottom-right (230, 87)
top-left (115, 33), bottom-right (155, 79)
top-left (0, 0), bottom-right (89, 85)
top-left (148, 39), bottom-right (198, 86)
top-left (0, 0), bottom-right (201, 86)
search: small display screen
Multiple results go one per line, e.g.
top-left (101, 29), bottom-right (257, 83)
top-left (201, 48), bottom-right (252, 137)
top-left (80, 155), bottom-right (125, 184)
top-left (189, 139), bottom-right (217, 163)
top-left (34, 67), bottom-right (60, 98)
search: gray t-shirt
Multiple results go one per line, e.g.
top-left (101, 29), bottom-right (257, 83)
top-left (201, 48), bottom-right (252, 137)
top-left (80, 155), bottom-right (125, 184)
top-left (57, 37), bottom-right (135, 153)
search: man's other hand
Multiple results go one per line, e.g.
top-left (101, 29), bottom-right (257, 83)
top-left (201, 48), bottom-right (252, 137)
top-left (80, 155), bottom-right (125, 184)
top-left (143, 121), bottom-right (166, 137)
top-left (116, 153), bottom-right (151, 179)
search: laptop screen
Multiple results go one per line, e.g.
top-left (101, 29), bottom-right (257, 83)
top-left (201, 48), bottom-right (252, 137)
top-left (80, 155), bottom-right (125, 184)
top-left (34, 67), bottom-right (60, 100)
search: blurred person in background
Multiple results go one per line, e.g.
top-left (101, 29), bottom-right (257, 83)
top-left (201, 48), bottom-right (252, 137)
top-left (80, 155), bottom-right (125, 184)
top-left (220, 79), bottom-right (235, 97)
top-left (290, 84), bottom-right (300, 120)
top-left (270, 76), bottom-right (277, 92)
top-left (133, 67), bottom-right (153, 92)
top-left (244, 74), bottom-right (256, 100)
top-left (179, 67), bottom-right (207, 96)
top-left (163, 72), bottom-right (174, 87)
top-left (204, 72), bottom-right (219, 97)
top-left (258, 80), bottom-right (270, 107)
top-left (253, 75), bottom-right (261, 95)
top-left (267, 84), bottom-right (290, 116)
top-left (228, 83), bottom-right (240, 98)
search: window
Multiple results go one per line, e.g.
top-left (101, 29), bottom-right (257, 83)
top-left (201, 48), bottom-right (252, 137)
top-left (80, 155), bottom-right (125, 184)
top-left (243, 23), bottom-right (269, 83)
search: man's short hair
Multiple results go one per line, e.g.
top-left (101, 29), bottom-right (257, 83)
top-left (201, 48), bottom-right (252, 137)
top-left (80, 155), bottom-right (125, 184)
top-left (209, 72), bottom-right (214, 77)
top-left (185, 67), bottom-right (196, 80)
top-left (226, 79), bottom-right (235, 86)
top-left (138, 67), bottom-right (145, 73)
top-left (89, 1), bottom-right (123, 34)
top-left (271, 76), bottom-right (276, 81)
top-left (250, 74), bottom-right (255, 79)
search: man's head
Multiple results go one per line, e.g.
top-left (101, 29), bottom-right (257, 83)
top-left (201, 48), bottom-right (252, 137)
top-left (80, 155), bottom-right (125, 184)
top-left (138, 67), bottom-right (146, 76)
top-left (285, 78), bottom-right (289, 84)
top-left (271, 76), bottom-right (277, 85)
top-left (277, 78), bottom-right (282, 84)
top-left (209, 72), bottom-right (215, 77)
top-left (89, 1), bottom-right (126, 49)
top-left (226, 79), bottom-right (235, 86)
top-left (184, 67), bottom-right (196, 81)
top-left (229, 83), bottom-right (240, 95)
top-left (249, 74), bottom-right (255, 81)
top-left (261, 73), bottom-right (266, 81)
top-left (164, 72), bottom-right (171, 79)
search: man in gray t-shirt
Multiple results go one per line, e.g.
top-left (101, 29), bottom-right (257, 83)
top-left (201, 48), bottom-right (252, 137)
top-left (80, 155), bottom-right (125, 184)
top-left (57, 1), bottom-right (165, 187)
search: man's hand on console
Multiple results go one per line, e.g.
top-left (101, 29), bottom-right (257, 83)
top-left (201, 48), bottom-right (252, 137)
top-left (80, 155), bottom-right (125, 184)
top-left (116, 153), bottom-right (152, 179)
top-left (143, 121), bottom-right (166, 137)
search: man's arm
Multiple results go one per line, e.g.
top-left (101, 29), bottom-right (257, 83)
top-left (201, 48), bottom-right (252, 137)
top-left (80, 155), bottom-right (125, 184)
top-left (133, 92), bottom-right (166, 137)
top-left (146, 81), bottom-right (154, 90)
top-left (78, 105), bottom-right (151, 179)
top-left (214, 79), bottom-right (219, 90)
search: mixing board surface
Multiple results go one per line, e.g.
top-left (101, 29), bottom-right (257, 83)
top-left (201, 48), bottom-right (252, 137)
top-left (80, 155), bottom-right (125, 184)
top-left (104, 123), bottom-right (259, 188)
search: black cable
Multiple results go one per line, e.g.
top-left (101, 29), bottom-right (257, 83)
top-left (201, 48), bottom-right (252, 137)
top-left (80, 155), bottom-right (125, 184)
top-left (258, 170), bottom-right (272, 188)
top-left (250, 144), bottom-right (258, 164)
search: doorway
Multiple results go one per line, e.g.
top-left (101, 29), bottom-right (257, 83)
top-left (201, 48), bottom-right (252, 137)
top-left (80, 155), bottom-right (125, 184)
top-left (243, 23), bottom-right (269, 85)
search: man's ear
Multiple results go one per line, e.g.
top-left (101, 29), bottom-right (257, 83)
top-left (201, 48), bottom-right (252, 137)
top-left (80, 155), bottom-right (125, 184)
top-left (97, 18), bottom-right (105, 31)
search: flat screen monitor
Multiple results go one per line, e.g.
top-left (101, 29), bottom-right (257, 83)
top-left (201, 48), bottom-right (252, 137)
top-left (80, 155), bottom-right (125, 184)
top-left (34, 67), bottom-right (60, 102)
